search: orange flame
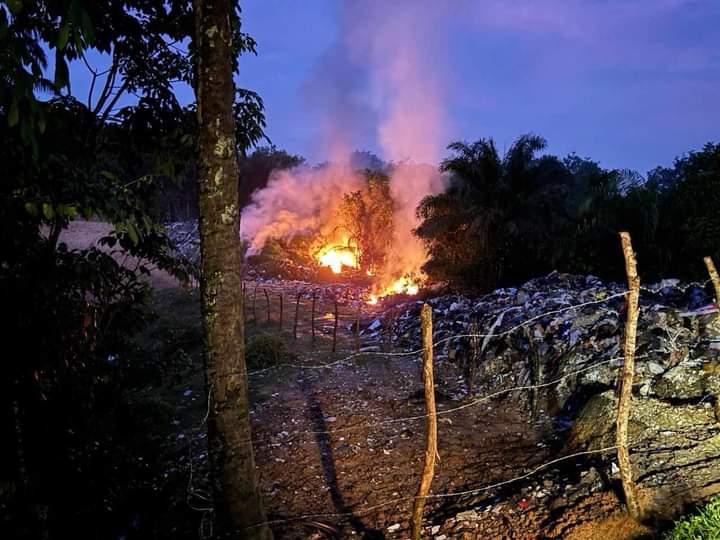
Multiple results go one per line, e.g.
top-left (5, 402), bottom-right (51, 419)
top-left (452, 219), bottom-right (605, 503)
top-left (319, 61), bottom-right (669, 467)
top-left (367, 275), bottom-right (420, 304)
top-left (316, 240), bottom-right (358, 274)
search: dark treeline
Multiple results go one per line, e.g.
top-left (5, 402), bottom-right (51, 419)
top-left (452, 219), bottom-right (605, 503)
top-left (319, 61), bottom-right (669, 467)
top-left (417, 135), bottom-right (720, 291)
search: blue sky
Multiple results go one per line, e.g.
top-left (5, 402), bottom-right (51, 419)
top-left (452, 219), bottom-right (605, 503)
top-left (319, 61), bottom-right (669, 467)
top-left (67, 0), bottom-right (720, 174)
top-left (234, 0), bottom-right (719, 173)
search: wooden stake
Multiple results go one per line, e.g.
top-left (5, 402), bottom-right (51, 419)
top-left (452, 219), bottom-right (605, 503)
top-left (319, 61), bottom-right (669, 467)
top-left (279, 294), bottom-right (283, 331)
top-left (704, 256), bottom-right (720, 305)
top-left (311, 290), bottom-right (317, 345)
top-left (242, 282), bottom-right (246, 322)
top-left (264, 288), bottom-right (270, 323)
top-left (617, 231), bottom-right (642, 519)
top-left (355, 297), bottom-right (361, 353)
top-left (332, 299), bottom-right (339, 353)
top-left (293, 292), bottom-right (300, 340)
top-left (252, 284), bottom-right (258, 323)
top-left (411, 304), bottom-right (438, 540)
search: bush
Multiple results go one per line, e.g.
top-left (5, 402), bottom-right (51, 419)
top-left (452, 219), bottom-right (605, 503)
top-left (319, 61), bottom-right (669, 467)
top-left (245, 333), bottom-right (292, 369)
top-left (664, 496), bottom-right (720, 540)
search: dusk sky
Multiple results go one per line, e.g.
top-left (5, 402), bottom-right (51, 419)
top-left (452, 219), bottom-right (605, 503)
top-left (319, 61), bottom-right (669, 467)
top-left (233, 0), bottom-right (719, 173)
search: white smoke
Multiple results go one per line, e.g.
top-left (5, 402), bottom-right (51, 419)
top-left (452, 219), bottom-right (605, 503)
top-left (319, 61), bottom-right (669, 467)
top-left (241, 0), bottom-right (451, 283)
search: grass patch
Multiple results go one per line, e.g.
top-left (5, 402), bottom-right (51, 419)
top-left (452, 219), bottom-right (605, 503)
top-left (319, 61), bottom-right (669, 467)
top-left (663, 496), bottom-right (720, 540)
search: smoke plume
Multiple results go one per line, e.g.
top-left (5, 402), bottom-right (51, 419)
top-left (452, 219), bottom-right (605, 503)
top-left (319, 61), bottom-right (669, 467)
top-left (241, 1), bottom-right (451, 286)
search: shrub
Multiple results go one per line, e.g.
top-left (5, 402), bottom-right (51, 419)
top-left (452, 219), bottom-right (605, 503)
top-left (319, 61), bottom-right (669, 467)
top-left (245, 333), bottom-right (292, 369)
top-left (663, 496), bottom-right (720, 540)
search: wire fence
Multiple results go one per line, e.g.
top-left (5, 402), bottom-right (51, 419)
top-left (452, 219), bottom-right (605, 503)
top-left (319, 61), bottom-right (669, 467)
top-left (190, 257), bottom-right (720, 537)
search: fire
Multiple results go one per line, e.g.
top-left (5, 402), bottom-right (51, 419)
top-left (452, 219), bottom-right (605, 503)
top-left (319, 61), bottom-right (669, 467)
top-left (316, 241), bottom-right (358, 274)
top-left (367, 275), bottom-right (420, 304)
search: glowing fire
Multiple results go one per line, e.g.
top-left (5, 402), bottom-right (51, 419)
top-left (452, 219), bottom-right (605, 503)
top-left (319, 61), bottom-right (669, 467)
top-left (367, 275), bottom-right (419, 304)
top-left (316, 241), bottom-right (358, 274)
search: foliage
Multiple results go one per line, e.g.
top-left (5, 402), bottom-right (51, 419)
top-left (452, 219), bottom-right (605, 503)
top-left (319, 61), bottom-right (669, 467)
top-left (340, 171), bottom-right (395, 273)
top-left (245, 333), bottom-right (293, 370)
top-left (0, 1), bottom-right (266, 537)
top-left (663, 496), bottom-right (720, 540)
top-left (417, 136), bottom-right (720, 291)
top-left (416, 135), bottom-right (574, 290)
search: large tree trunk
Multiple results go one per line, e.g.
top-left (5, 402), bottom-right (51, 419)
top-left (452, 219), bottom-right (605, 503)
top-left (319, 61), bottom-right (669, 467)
top-left (193, 1), bottom-right (272, 538)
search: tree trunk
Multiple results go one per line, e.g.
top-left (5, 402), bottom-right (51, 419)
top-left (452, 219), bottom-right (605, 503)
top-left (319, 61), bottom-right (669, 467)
top-left (193, 1), bottom-right (271, 538)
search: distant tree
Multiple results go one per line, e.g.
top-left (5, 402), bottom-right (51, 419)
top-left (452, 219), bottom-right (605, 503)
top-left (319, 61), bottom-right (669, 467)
top-left (239, 146), bottom-right (304, 208)
top-left (192, 0), bottom-right (271, 538)
top-left (653, 143), bottom-right (720, 278)
top-left (416, 135), bottom-right (573, 290)
top-left (340, 171), bottom-right (395, 272)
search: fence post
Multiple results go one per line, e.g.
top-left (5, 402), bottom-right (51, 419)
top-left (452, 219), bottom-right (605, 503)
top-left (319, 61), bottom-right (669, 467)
top-left (311, 290), bottom-right (317, 345)
top-left (332, 299), bottom-right (339, 353)
top-left (293, 292), bottom-right (301, 340)
top-left (411, 304), bottom-right (438, 540)
top-left (252, 284), bottom-right (258, 323)
top-left (617, 231), bottom-right (642, 519)
top-left (263, 288), bottom-right (270, 324)
top-left (704, 256), bottom-right (720, 305)
top-left (355, 298), bottom-right (361, 353)
top-left (279, 294), bottom-right (283, 332)
top-left (242, 282), bottom-right (246, 322)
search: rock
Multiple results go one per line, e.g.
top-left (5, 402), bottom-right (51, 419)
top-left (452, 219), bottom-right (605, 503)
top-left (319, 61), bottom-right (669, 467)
top-left (567, 391), bottom-right (720, 508)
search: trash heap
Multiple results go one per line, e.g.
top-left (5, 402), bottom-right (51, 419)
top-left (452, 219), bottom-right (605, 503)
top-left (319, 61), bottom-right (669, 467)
top-left (372, 272), bottom-right (720, 534)
top-left (375, 272), bottom-right (720, 414)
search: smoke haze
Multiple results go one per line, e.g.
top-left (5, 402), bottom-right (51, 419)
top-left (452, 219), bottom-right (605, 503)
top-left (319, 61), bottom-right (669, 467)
top-left (241, 0), bottom-right (451, 285)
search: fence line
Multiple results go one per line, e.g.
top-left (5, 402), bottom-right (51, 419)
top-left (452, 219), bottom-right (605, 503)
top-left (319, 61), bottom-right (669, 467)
top-left (245, 290), bottom-right (630, 377)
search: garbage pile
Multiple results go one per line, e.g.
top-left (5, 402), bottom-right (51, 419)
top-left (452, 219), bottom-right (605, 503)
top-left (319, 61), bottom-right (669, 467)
top-left (371, 272), bottom-right (720, 535)
top-left (373, 272), bottom-right (720, 414)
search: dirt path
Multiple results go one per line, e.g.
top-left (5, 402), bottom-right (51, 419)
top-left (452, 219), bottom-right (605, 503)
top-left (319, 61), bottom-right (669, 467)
top-left (57, 220), bottom-right (182, 289)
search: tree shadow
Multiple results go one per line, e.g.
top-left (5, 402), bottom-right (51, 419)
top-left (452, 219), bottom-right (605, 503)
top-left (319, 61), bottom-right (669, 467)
top-left (301, 379), bottom-right (384, 539)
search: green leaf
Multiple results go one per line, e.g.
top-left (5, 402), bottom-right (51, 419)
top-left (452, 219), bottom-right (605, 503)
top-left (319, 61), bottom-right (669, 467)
top-left (54, 50), bottom-right (69, 90)
top-left (24, 202), bottom-right (38, 217)
top-left (57, 23), bottom-right (70, 51)
top-left (80, 10), bottom-right (95, 43)
top-left (126, 221), bottom-right (139, 245)
top-left (42, 203), bottom-right (55, 220)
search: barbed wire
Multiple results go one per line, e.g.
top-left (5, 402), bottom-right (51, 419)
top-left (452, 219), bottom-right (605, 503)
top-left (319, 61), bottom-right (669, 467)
top-left (230, 346), bottom-right (671, 453)
top-left (244, 444), bottom-right (626, 532)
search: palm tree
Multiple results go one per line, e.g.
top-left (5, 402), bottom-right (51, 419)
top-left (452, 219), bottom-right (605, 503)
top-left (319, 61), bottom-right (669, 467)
top-left (416, 134), bottom-right (573, 290)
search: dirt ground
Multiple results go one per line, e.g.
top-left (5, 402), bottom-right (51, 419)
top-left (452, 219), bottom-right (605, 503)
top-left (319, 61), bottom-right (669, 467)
top-left (56, 219), bottom-right (182, 289)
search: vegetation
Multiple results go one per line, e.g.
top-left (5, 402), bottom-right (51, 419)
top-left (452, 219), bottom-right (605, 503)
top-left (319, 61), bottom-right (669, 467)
top-left (341, 171), bottom-right (395, 273)
top-left (663, 497), bottom-right (720, 540)
top-left (417, 136), bottom-right (720, 291)
top-left (245, 332), bottom-right (294, 369)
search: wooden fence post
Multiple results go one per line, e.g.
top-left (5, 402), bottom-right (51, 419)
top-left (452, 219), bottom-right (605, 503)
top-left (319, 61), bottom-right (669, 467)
top-left (411, 304), bottom-right (438, 540)
top-left (311, 290), bottom-right (317, 345)
top-left (252, 284), bottom-right (258, 323)
top-left (704, 256), bottom-right (720, 305)
top-left (279, 294), bottom-right (283, 331)
top-left (332, 299), bottom-right (339, 353)
top-left (355, 299), bottom-right (361, 353)
top-left (293, 292), bottom-right (301, 340)
top-left (242, 282), bottom-right (246, 322)
top-left (264, 288), bottom-right (270, 324)
top-left (618, 231), bottom-right (642, 519)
